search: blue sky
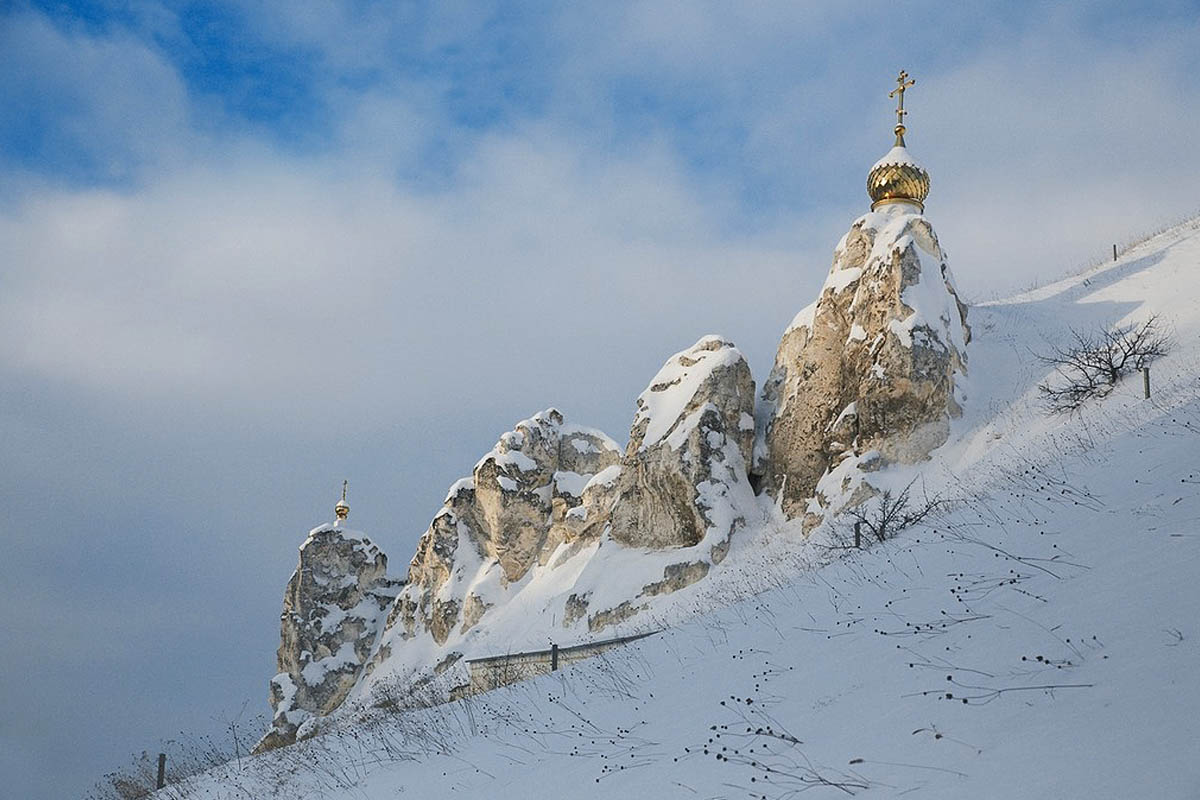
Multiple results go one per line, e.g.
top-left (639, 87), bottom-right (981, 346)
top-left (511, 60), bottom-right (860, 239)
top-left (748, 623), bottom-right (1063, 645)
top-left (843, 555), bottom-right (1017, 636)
top-left (3, 2), bottom-right (1200, 797)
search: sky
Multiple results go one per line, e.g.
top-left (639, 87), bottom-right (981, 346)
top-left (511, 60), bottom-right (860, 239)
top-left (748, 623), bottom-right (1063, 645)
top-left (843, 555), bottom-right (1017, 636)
top-left (2, 1), bottom-right (1200, 797)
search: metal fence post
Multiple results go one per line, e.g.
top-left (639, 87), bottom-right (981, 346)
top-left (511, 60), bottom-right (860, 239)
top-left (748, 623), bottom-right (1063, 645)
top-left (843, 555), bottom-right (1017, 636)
top-left (1143, 366), bottom-right (1151, 399)
top-left (854, 521), bottom-right (861, 549)
top-left (551, 643), bottom-right (559, 671)
top-left (156, 753), bottom-right (167, 789)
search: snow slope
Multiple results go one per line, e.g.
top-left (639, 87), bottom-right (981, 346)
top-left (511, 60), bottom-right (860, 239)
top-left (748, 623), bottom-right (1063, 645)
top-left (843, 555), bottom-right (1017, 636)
top-left (159, 215), bottom-right (1200, 799)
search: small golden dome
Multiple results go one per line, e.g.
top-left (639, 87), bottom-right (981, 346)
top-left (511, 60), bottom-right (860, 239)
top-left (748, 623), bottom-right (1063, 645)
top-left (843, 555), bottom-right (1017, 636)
top-left (867, 140), bottom-right (930, 212)
top-left (334, 480), bottom-right (350, 522)
top-left (867, 70), bottom-right (930, 212)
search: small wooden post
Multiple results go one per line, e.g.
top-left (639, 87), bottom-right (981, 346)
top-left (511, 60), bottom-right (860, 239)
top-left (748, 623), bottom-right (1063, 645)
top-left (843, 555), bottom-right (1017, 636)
top-left (1113, 244), bottom-right (1118, 261)
top-left (1143, 366), bottom-right (1151, 399)
top-left (156, 753), bottom-right (167, 789)
top-left (854, 521), bottom-right (862, 549)
top-left (550, 643), bottom-right (559, 671)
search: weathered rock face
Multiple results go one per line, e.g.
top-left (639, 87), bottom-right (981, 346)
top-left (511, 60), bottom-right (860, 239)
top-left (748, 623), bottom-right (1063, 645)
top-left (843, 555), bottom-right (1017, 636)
top-left (388, 409), bottom-right (621, 645)
top-left (609, 336), bottom-right (757, 550)
top-left (260, 344), bottom-right (770, 729)
top-left (757, 206), bottom-right (969, 521)
top-left (255, 525), bottom-right (400, 752)
top-left (541, 337), bottom-right (764, 634)
top-left (544, 336), bottom-right (762, 633)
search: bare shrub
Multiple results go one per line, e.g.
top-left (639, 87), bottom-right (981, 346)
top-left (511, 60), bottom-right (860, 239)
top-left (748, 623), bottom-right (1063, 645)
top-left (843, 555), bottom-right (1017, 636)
top-left (837, 480), bottom-right (942, 548)
top-left (1037, 315), bottom-right (1170, 412)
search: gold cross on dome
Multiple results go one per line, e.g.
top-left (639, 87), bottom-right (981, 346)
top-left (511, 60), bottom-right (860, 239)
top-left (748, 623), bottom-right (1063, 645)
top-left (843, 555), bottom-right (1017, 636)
top-left (341, 479), bottom-right (348, 503)
top-left (889, 70), bottom-right (915, 127)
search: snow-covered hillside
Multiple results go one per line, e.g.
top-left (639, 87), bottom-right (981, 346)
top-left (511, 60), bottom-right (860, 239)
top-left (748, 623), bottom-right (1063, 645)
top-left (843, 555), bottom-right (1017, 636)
top-left (159, 215), bottom-right (1200, 798)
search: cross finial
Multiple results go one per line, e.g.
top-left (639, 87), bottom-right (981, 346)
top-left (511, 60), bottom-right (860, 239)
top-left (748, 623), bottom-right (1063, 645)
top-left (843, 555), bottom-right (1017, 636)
top-left (887, 70), bottom-right (916, 146)
top-left (341, 480), bottom-right (348, 503)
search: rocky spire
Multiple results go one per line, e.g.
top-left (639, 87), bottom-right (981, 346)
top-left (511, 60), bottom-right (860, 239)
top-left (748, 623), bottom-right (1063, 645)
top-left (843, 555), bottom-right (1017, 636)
top-left (254, 507), bottom-right (401, 752)
top-left (756, 71), bottom-right (968, 525)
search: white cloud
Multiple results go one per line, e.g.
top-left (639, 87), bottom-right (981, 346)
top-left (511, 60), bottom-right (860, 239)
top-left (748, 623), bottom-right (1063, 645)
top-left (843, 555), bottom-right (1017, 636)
top-left (0, 123), bottom-right (811, 437)
top-left (6, 3), bottom-right (1200, 434)
top-left (916, 16), bottom-right (1200, 296)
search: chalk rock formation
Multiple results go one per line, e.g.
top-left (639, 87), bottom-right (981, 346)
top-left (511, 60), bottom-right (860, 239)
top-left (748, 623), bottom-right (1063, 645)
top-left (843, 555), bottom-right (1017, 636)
top-left (256, 525), bottom-right (400, 752)
top-left (560, 336), bottom-right (762, 631)
top-left (609, 335), bottom-right (757, 550)
top-left (387, 409), bottom-right (621, 644)
top-left (757, 206), bottom-right (969, 521)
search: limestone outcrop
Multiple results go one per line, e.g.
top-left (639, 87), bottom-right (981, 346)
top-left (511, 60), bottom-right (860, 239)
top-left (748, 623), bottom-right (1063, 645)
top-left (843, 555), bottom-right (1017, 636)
top-left (757, 206), bottom-right (969, 521)
top-left (256, 525), bottom-right (401, 752)
top-left (609, 335), bottom-right (757, 551)
top-left (380, 346), bottom-right (764, 654)
top-left (545, 336), bottom-right (762, 632)
top-left (254, 213), bottom-right (970, 741)
top-left (387, 409), bottom-right (621, 644)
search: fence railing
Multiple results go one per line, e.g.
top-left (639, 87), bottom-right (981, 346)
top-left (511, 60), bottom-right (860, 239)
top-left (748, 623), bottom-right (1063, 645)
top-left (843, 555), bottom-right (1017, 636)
top-left (451, 630), bottom-right (658, 699)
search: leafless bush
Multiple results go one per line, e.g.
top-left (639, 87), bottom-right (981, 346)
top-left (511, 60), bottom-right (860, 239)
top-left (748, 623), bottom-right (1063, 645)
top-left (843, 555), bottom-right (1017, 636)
top-left (1037, 315), bottom-right (1170, 412)
top-left (836, 480), bottom-right (942, 548)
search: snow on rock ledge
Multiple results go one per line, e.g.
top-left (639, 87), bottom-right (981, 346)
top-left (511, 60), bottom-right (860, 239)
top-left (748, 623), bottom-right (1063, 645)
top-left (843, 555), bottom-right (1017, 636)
top-left (255, 525), bottom-right (400, 752)
top-left (385, 409), bottom-right (621, 646)
top-left (609, 335), bottom-right (758, 550)
top-left (757, 205), bottom-right (970, 524)
top-left (366, 344), bottom-right (764, 689)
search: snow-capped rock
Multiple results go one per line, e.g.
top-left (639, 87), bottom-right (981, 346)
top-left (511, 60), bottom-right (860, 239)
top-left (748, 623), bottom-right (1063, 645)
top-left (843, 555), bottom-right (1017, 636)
top-left (255, 525), bottom-right (401, 752)
top-left (386, 409), bottom-right (621, 645)
top-left (250, 218), bottom-right (967, 743)
top-left (757, 205), bottom-right (969, 523)
top-left (255, 344), bottom-right (760, 735)
top-left (367, 364), bottom-right (767, 690)
top-left (609, 335), bottom-right (757, 551)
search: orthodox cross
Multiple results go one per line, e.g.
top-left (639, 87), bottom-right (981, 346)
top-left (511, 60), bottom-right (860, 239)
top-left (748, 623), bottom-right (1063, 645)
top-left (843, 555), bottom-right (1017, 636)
top-left (888, 70), bottom-right (915, 127)
top-left (341, 479), bottom-right (348, 504)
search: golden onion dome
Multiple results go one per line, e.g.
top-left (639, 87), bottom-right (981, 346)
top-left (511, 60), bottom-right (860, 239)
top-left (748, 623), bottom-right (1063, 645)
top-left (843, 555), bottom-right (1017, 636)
top-left (867, 141), bottom-right (930, 211)
top-left (867, 70), bottom-right (930, 212)
top-left (334, 480), bottom-right (350, 522)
